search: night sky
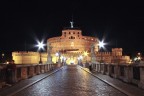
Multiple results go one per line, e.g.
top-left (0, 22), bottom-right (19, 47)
top-left (1, 1), bottom-right (144, 59)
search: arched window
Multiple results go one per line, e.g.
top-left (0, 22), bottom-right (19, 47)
top-left (69, 36), bottom-right (75, 39)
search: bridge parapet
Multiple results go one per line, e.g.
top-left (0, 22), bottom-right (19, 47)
top-left (0, 63), bottom-right (59, 88)
top-left (91, 63), bottom-right (144, 89)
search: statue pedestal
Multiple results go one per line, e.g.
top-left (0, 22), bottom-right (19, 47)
top-left (57, 58), bottom-right (61, 67)
top-left (90, 43), bottom-right (96, 64)
top-left (91, 56), bottom-right (96, 63)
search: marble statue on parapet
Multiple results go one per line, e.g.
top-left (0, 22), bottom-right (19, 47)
top-left (91, 43), bottom-right (96, 63)
top-left (91, 43), bottom-right (95, 54)
top-left (58, 51), bottom-right (61, 64)
top-left (47, 42), bottom-right (52, 55)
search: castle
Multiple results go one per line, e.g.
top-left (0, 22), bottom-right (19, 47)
top-left (12, 22), bottom-right (130, 64)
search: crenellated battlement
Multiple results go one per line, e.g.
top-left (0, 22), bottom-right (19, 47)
top-left (81, 36), bottom-right (98, 41)
top-left (111, 48), bottom-right (123, 56)
top-left (13, 51), bottom-right (39, 53)
top-left (12, 52), bottom-right (47, 56)
top-left (12, 51), bottom-right (39, 56)
top-left (112, 48), bottom-right (122, 51)
top-left (96, 52), bottom-right (111, 55)
top-left (13, 51), bottom-right (39, 54)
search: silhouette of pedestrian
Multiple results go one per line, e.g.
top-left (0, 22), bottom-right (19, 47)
top-left (89, 63), bottom-right (92, 71)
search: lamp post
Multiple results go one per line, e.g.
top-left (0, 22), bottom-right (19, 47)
top-left (98, 41), bottom-right (105, 64)
top-left (36, 41), bottom-right (45, 64)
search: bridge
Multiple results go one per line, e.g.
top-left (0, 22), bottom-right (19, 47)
top-left (0, 63), bottom-right (144, 96)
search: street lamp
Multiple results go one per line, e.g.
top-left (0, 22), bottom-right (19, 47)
top-left (36, 41), bottom-right (45, 64)
top-left (98, 40), bottom-right (106, 64)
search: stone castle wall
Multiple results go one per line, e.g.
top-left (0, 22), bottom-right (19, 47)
top-left (12, 51), bottom-right (47, 64)
top-left (47, 29), bottom-right (99, 54)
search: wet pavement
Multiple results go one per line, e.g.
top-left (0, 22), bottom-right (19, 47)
top-left (0, 68), bottom-right (62, 96)
top-left (12, 65), bottom-right (126, 96)
top-left (80, 66), bottom-right (144, 96)
top-left (95, 73), bottom-right (144, 96)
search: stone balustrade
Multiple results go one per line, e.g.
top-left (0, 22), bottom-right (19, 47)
top-left (0, 63), bottom-right (58, 88)
top-left (91, 63), bottom-right (144, 89)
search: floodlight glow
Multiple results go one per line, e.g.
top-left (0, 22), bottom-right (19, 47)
top-left (79, 55), bottom-right (83, 59)
top-left (77, 57), bottom-right (80, 60)
top-left (55, 53), bottom-right (59, 56)
top-left (36, 41), bottom-right (45, 51)
top-left (98, 41), bottom-right (105, 48)
top-left (38, 42), bottom-right (44, 48)
top-left (83, 51), bottom-right (89, 56)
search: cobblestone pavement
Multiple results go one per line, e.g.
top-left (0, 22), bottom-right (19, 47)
top-left (0, 68), bottom-right (61, 96)
top-left (13, 65), bottom-right (127, 96)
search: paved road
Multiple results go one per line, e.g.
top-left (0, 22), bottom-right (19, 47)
top-left (13, 65), bottom-right (127, 96)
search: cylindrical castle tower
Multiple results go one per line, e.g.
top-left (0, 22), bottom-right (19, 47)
top-left (47, 22), bottom-right (99, 64)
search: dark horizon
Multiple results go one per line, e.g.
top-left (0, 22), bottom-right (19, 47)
top-left (1, 1), bottom-right (144, 59)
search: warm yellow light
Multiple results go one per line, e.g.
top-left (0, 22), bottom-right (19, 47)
top-left (128, 59), bottom-right (132, 64)
top-left (2, 53), bottom-right (4, 57)
top-left (71, 42), bottom-right (74, 47)
top-left (137, 57), bottom-right (141, 60)
top-left (83, 51), bottom-right (89, 56)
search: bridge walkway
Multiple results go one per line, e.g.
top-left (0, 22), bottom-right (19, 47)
top-left (0, 65), bottom-right (144, 96)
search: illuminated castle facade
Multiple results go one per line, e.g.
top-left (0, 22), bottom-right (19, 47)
top-left (12, 22), bottom-right (130, 64)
